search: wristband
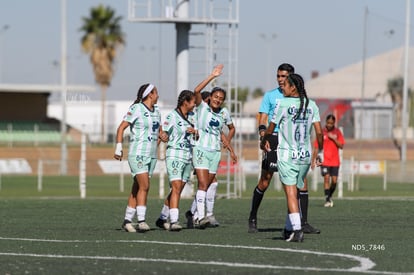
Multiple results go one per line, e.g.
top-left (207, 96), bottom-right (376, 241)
top-left (317, 149), bottom-right (324, 163)
top-left (258, 124), bottom-right (267, 133)
top-left (115, 143), bottom-right (123, 156)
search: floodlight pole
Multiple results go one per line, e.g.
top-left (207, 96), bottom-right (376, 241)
top-left (356, 6), bottom-right (368, 190)
top-left (259, 33), bottom-right (277, 90)
top-left (60, 0), bottom-right (68, 175)
top-left (401, 0), bottom-right (411, 163)
top-left (175, 1), bottom-right (190, 96)
top-left (0, 25), bottom-right (10, 82)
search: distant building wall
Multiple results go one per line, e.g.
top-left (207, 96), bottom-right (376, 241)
top-left (352, 101), bottom-right (393, 139)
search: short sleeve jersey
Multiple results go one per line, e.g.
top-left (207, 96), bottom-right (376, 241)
top-left (123, 102), bottom-right (161, 158)
top-left (195, 101), bottom-right (224, 152)
top-left (259, 87), bottom-right (284, 133)
top-left (271, 97), bottom-right (321, 165)
top-left (162, 109), bottom-right (197, 161)
top-left (314, 127), bottom-right (345, 166)
top-left (218, 106), bottom-right (233, 127)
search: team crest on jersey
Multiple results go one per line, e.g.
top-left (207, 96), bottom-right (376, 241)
top-left (137, 161), bottom-right (143, 168)
top-left (173, 168), bottom-right (178, 175)
top-left (209, 119), bottom-right (220, 128)
top-left (152, 121), bottom-right (160, 132)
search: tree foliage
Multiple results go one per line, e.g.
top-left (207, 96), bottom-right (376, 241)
top-left (80, 5), bottom-right (125, 86)
top-left (252, 87), bottom-right (264, 99)
top-left (387, 77), bottom-right (413, 127)
top-left (79, 5), bottom-right (125, 142)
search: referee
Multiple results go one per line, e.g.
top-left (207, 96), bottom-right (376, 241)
top-left (248, 63), bottom-right (294, 233)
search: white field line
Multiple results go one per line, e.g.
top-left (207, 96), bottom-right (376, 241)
top-left (0, 236), bottom-right (396, 274)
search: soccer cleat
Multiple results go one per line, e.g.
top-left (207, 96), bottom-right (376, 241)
top-left (324, 199), bottom-right (334, 207)
top-left (169, 222), bottom-right (183, 232)
top-left (137, 221), bottom-right (151, 232)
top-left (122, 220), bottom-right (137, 233)
top-left (155, 218), bottom-right (170, 230)
top-left (248, 219), bottom-right (258, 233)
top-left (282, 228), bottom-right (293, 240)
top-left (302, 222), bottom-right (321, 234)
top-left (285, 230), bottom-right (304, 242)
top-left (185, 210), bottom-right (194, 229)
top-left (207, 215), bottom-right (220, 227)
top-left (194, 218), bottom-right (209, 229)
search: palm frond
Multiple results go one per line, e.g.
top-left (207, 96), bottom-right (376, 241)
top-left (79, 4), bottom-right (125, 86)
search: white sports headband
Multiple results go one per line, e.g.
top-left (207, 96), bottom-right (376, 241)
top-left (143, 84), bottom-right (154, 98)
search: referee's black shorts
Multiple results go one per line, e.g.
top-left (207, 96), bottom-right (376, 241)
top-left (261, 134), bottom-right (278, 172)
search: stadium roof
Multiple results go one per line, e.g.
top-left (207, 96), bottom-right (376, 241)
top-left (242, 47), bottom-right (414, 115)
top-left (0, 84), bottom-right (96, 93)
top-left (306, 47), bottom-right (414, 101)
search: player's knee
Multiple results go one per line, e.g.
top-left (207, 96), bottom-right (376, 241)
top-left (258, 180), bottom-right (270, 191)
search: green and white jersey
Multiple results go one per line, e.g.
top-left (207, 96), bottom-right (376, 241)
top-left (271, 97), bottom-right (320, 165)
top-left (195, 101), bottom-right (224, 152)
top-left (123, 102), bottom-right (161, 158)
top-left (218, 106), bottom-right (233, 127)
top-left (162, 108), bottom-right (197, 161)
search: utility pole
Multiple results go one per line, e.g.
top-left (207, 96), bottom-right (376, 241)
top-left (401, 0), bottom-right (411, 163)
top-left (60, 0), bottom-right (68, 175)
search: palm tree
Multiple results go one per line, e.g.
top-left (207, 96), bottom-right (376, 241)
top-left (80, 5), bottom-right (125, 143)
top-left (387, 76), bottom-right (414, 130)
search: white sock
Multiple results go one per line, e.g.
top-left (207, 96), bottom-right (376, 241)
top-left (124, 206), bottom-right (136, 222)
top-left (191, 197), bottom-right (198, 220)
top-left (160, 204), bottom-right (169, 220)
top-left (284, 213), bottom-right (293, 231)
top-left (136, 206), bottom-right (146, 222)
top-left (289, 212), bottom-right (302, 231)
top-left (206, 181), bottom-right (218, 217)
top-left (195, 190), bottom-right (206, 219)
top-left (170, 208), bottom-right (179, 224)
top-left (190, 198), bottom-right (197, 214)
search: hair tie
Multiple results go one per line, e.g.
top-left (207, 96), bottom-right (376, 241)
top-left (143, 84), bottom-right (154, 98)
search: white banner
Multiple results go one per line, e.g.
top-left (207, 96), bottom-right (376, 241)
top-left (0, 158), bottom-right (32, 174)
top-left (351, 161), bottom-right (385, 175)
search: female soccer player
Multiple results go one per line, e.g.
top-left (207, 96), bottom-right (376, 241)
top-left (114, 83), bottom-right (167, 232)
top-left (262, 74), bottom-right (323, 242)
top-left (188, 91), bottom-right (235, 227)
top-left (155, 90), bottom-right (198, 231)
top-left (187, 64), bottom-right (237, 228)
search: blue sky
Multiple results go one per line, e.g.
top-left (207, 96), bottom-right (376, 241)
top-left (0, 0), bottom-right (412, 105)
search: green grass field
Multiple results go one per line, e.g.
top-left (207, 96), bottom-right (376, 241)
top-left (0, 175), bottom-right (413, 274)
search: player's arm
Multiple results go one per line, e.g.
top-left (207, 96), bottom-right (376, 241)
top-left (158, 127), bottom-right (169, 144)
top-left (221, 133), bottom-right (238, 164)
top-left (194, 64), bottom-right (223, 106)
top-left (331, 130), bottom-right (344, 149)
top-left (313, 121), bottom-right (324, 166)
top-left (226, 123), bottom-right (235, 142)
top-left (311, 142), bottom-right (318, 169)
top-left (260, 122), bottom-right (276, 151)
top-left (258, 112), bottom-right (269, 139)
top-left (114, 120), bottom-right (129, 161)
